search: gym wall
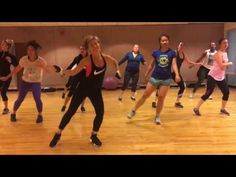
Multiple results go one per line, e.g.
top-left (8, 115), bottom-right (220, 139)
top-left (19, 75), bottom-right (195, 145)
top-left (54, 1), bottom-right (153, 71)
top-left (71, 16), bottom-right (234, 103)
top-left (0, 23), bottom-right (224, 88)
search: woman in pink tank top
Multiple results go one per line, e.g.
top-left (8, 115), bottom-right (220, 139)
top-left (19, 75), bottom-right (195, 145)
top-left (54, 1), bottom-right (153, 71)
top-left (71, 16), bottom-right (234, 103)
top-left (193, 38), bottom-right (233, 116)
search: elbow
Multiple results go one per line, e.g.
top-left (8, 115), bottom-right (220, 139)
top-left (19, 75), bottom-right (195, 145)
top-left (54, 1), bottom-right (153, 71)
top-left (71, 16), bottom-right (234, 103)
top-left (70, 71), bottom-right (76, 76)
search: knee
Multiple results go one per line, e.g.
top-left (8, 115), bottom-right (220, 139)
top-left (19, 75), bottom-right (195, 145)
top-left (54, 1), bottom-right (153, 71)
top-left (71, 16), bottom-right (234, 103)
top-left (122, 82), bottom-right (128, 89)
top-left (39, 99), bottom-right (43, 104)
top-left (180, 83), bottom-right (185, 91)
top-left (35, 97), bottom-right (42, 105)
top-left (1, 92), bottom-right (8, 101)
top-left (97, 108), bottom-right (104, 118)
top-left (142, 93), bottom-right (151, 99)
top-left (65, 107), bottom-right (77, 117)
top-left (15, 96), bottom-right (24, 103)
top-left (157, 95), bottom-right (166, 102)
top-left (2, 96), bottom-right (8, 101)
top-left (179, 87), bottom-right (185, 95)
top-left (223, 90), bottom-right (230, 101)
top-left (201, 90), bottom-right (213, 101)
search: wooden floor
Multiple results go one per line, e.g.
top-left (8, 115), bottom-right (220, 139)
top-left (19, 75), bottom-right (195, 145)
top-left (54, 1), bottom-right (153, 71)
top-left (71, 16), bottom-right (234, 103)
top-left (0, 87), bottom-right (236, 154)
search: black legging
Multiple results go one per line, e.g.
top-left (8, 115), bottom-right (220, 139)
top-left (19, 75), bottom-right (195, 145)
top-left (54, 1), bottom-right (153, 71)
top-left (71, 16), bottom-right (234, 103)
top-left (193, 66), bottom-right (210, 93)
top-left (59, 86), bottom-right (104, 132)
top-left (67, 79), bottom-right (80, 97)
top-left (121, 70), bottom-right (139, 92)
top-left (65, 76), bottom-right (73, 88)
top-left (172, 72), bottom-right (185, 98)
top-left (0, 77), bottom-right (12, 101)
top-left (201, 75), bottom-right (229, 101)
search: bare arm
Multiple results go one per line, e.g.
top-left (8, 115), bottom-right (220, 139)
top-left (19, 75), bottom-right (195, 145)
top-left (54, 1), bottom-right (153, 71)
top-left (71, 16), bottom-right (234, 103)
top-left (189, 52), bottom-right (207, 68)
top-left (7, 65), bottom-right (22, 77)
top-left (43, 65), bottom-right (58, 72)
top-left (172, 58), bottom-right (181, 83)
top-left (184, 53), bottom-right (202, 65)
top-left (103, 54), bottom-right (122, 78)
top-left (195, 52), bottom-right (207, 63)
top-left (37, 59), bottom-right (56, 72)
top-left (144, 59), bottom-right (155, 78)
top-left (103, 54), bottom-right (120, 72)
top-left (11, 64), bottom-right (23, 75)
top-left (63, 57), bottom-right (89, 76)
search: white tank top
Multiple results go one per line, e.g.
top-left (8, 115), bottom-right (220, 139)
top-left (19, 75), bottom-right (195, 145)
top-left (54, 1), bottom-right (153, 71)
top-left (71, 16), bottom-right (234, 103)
top-left (202, 49), bottom-right (217, 69)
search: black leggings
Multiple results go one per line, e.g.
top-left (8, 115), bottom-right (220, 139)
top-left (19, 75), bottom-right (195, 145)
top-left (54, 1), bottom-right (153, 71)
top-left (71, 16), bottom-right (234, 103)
top-left (172, 72), bottom-right (185, 98)
top-left (65, 76), bottom-right (73, 88)
top-left (59, 86), bottom-right (104, 132)
top-left (67, 80), bottom-right (80, 97)
top-left (0, 77), bottom-right (12, 101)
top-left (193, 66), bottom-right (210, 93)
top-left (121, 70), bottom-right (139, 92)
top-left (201, 75), bottom-right (229, 101)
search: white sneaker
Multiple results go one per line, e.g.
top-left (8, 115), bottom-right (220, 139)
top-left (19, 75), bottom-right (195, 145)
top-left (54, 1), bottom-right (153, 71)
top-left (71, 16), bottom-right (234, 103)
top-left (155, 116), bottom-right (161, 125)
top-left (127, 110), bottom-right (136, 119)
top-left (130, 96), bottom-right (136, 101)
top-left (189, 93), bottom-right (194, 99)
top-left (208, 96), bottom-right (213, 100)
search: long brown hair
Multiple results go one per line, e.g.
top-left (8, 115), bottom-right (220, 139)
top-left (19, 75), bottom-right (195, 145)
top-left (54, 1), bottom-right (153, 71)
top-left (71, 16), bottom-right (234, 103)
top-left (82, 35), bottom-right (101, 51)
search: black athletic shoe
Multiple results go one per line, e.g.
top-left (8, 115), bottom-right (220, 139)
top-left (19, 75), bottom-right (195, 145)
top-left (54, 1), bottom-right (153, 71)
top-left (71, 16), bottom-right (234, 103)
top-left (193, 108), bottom-right (201, 116)
top-left (2, 108), bottom-right (9, 115)
top-left (118, 97), bottom-right (122, 101)
top-left (36, 115), bottom-right (43, 123)
top-left (49, 133), bottom-right (61, 148)
top-left (220, 109), bottom-right (230, 116)
top-left (62, 93), bottom-right (65, 99)
top-left (61, 106), bottom-right (66, 112)
top-left (152, 101), bottom-right (157, 108)
top-left (90, 134), bottom-right (102, 146)
top-left (80, 106), bottom-right (86, 112)
top-left (131, 96), bottom-right (136, 101)
top-left (10, 114), bottom-right (16, 122)
top-left (175, 102), bottom-right (184, 108)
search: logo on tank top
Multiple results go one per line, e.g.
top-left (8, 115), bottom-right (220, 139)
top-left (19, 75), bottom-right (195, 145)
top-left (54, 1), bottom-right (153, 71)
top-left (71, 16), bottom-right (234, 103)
top-left (5, 56), bottom-right (12, 64)
top-left (207, 53), bottom-right (215, 66)
top-left (158, 55), bottom-right (169, 67)
top-left (94, 68), bottom-right (105, 75)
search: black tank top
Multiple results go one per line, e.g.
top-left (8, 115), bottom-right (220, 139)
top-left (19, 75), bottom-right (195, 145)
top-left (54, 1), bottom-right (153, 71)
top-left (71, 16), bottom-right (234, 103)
top-left (70, 54), bottom-right (86, 81)
top-left (0, 51), bottom-right (18, 76)
top-left (176, 51), bottom-right (184, 72)
top-left (85, 54), bottom-right (107, 89)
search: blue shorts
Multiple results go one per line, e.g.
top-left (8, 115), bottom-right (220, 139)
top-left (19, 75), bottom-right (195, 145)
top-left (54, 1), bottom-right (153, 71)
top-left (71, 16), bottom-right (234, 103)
top-left (149, 77), bottom-right (171, 87)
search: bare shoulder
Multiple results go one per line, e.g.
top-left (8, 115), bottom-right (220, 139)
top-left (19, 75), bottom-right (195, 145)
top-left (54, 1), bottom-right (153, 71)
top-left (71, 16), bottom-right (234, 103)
top-left (102, 53), bottom-right (112, 59)
top-left (38, 56), bottom-right (46, 62)
top-left (81, 56), bottom-right (91, 65)
top-left (214, 51), bottom-right (221, 57)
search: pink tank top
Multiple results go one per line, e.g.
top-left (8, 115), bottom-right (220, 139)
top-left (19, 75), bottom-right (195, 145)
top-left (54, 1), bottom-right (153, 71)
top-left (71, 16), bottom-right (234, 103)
top-left (85, 64), bottom-right (92, 77)
top-left (208, 51), bottom-right (228, 81)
